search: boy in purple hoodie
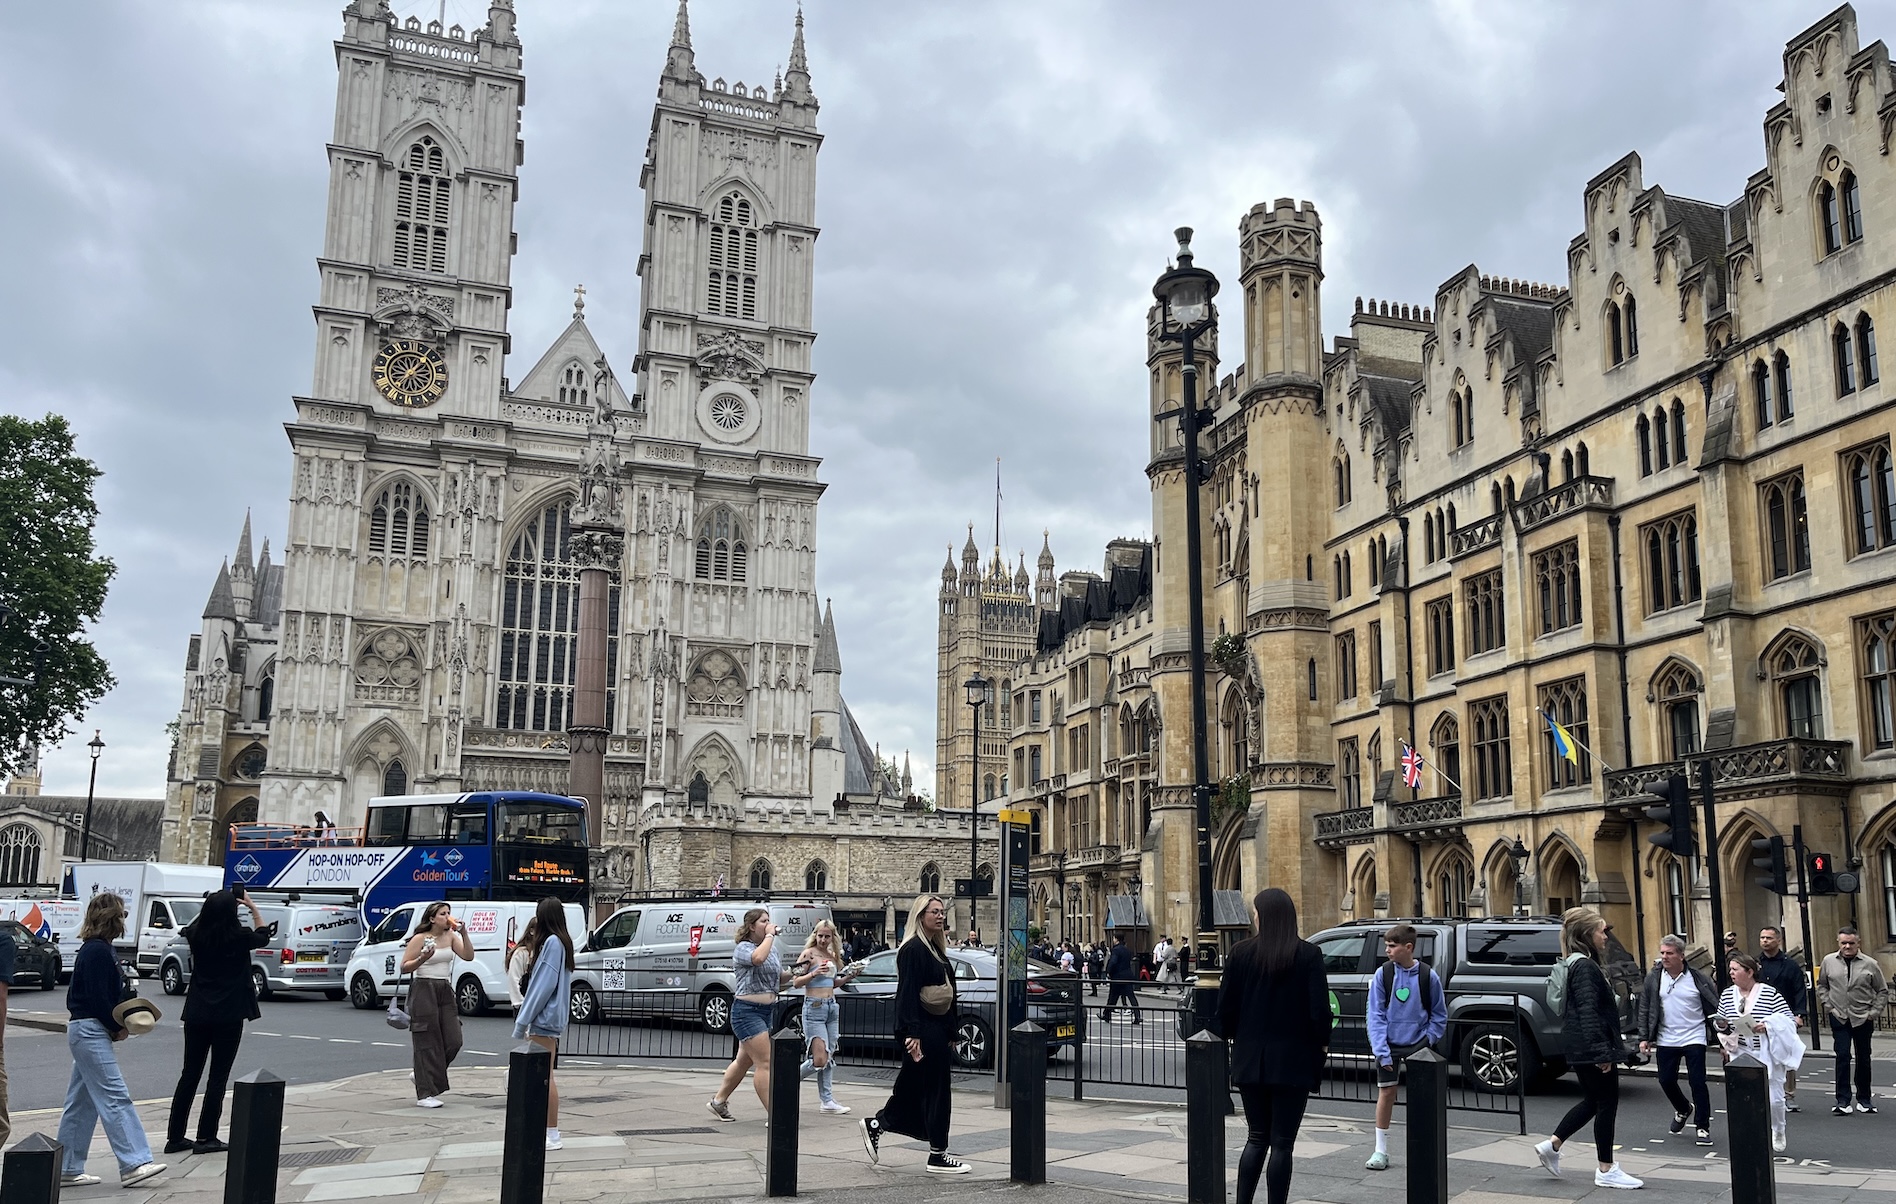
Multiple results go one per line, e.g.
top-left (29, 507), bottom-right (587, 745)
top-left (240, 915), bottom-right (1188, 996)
top-left (1365, 924), bottom-right (1448, 1170)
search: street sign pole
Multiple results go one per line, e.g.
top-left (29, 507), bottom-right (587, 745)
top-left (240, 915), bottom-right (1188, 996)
top-left (994, 808), bottom-right (1030, 1108)
top-left (1793, 824), bottom-right (1820, 1051)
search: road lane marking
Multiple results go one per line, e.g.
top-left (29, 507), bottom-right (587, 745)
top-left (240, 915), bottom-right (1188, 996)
top-left (286, 1034), bottom-right (321, 1040)
top-left (328, 1038), bottom-right (359, 1043)
top-left (372, 1041), bottom-right (405, 1048)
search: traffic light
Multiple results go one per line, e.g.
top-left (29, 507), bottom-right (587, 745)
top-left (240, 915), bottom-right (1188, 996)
top-left (1751, 835), bottom-right (1789, 895)
top-left (1640, 773), bottom-right (1695, 860)
top-left (1809, 851), bottom-right (1839, 895)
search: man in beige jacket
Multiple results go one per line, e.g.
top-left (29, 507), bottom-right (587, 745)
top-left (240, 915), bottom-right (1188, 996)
top-left (1819, 926), bottom-right (1890, 1114)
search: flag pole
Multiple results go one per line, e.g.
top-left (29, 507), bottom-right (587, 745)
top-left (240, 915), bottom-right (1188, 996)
top-left (1402, 740), bottom-right (1464, 798)
top-left (1536, 706), bottom-right (1615, 773)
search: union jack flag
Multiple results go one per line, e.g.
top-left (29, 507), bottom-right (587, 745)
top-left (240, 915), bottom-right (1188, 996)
top-left (1401, 744), bottom-right (1424, 790)
top-left (712, 875), bottom-right (724, 898)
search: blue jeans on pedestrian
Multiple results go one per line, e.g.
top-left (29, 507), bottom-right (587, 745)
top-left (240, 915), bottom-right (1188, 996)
top-left (58, 1019), bottom-right (154, 1177)
top-left (799, 998), bottom-right (841, 1105)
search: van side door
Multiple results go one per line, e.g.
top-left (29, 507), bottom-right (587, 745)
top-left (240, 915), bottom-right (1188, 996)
top-left (591, 910), bottom-right (641, 995)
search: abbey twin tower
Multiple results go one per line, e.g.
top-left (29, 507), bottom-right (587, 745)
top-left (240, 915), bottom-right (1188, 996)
top-left (161, 1), bottom-right (956, 927)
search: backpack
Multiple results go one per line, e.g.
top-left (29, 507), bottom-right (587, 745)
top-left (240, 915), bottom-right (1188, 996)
top-left (1376, 960), bottom-right (1441, 1019)
top-left (1545, 951), bottom-right (1587, 1016)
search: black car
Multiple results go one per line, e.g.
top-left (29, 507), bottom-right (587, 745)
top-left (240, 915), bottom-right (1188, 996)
top-left (0, 920), bottom-right (62, 991)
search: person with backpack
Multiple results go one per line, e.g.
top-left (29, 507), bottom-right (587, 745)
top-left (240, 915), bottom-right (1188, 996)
top-left (1533, 908), bottom-right (1641, 1189)
top-left (1363, 925), bottom-right (1447, 1171)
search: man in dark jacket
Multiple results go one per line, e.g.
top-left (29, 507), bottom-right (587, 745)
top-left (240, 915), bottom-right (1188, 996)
top-left (1755, 926), bottom-right (1807, 1112)
top-left (1633, 934), bottom-right (1719, 1143)
top-left (1100, 934), bottom-right (1142, 1025)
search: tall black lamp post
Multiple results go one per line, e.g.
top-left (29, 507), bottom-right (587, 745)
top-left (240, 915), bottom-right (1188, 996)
top-left (1152, 228), bottom-right (1221, 1030)
top-left (80, 730), bottom-right (104, 862)
top-left (1508, 836), bottom-right (1531, 917)
top-left (1052, 849), bottom-right (1069, 942)
top-left (1067, 882), bottom-right (1081, 944)
top-left (964, 672), bottom-right (992, 941)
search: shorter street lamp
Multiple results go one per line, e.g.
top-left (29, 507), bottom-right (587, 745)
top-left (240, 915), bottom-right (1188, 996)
top-left (80, 731), bottom-right (104, 862)
top-left (963, 672), bottom-right (993, 939)
top-left (1052, 849), bottom-right (1069, 942)
top-left (1067, 882), bottom-right (1081, 944)
top-left (1508, 836), bottom-right (1531, 917)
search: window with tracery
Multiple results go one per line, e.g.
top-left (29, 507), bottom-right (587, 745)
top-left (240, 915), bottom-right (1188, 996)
top-left (707, 191), bottom-right (759, 320)
top-left (1844, 439), bottom-right (1896, 556)
top-left (920, 862), bottom-right (941, 894)
top-left (1767, 634), bottom-right (1825, 739)
top-left (0, 824), bottom-right (40, 887)
top-left (749, 859), bottom-right (772, 891)
top-left (1338, 738), bottom-right (1361, 808)
top-left (1469, 694), bottom-right (1511, 800)
top-left (496, 499), bottom-right (621, 731)
top-left (694, 507), bottom-right (749, 582)
top-left (1761, 471), bottom-right (1811, 580)
top-left (686, 651), bottom-right (746, 718)
top-left (392, 136), bottom-right (451, 273)
top-left (1464, 570), bottom-right (1504, 655)
top-left (1532, 540), bottom-right (1582, 635)
top-left (1335, 631), bottom-right (1358, 700)
top-left (1538, 676), bottom-right (1591, 789)
top-left (1655, 662), bottom-right (1702, 758)
top-left (558, 363), bottom-right (590, 408)
top-left (1430, 713), bottom-right (1461, 798)
top-left (1861, 612), bottom-right (1896, 751)
top-left (1426, 597), bottom-right (1455, 676)
top-left (368, 481), bottom-right (431, 558)
top-left (805, 860), bottom-right (828, 892)
top-left (1642, 510), bottom-right (1702, 614)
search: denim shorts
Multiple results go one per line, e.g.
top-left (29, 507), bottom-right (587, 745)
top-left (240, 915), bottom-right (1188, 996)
top-left (732, 999), bottom-right (775, 1041)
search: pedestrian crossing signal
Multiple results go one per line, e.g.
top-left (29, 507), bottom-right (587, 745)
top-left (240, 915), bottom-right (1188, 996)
top-left (1809, 852), bottom-right (1838, 896)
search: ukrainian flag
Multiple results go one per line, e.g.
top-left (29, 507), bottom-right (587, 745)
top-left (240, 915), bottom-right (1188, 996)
top-left (1543, 711), bottom-right (1579, 764)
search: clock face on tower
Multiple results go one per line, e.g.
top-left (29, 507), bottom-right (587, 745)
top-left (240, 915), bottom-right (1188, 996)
top-left (371, 339), bottom-right (448, 409)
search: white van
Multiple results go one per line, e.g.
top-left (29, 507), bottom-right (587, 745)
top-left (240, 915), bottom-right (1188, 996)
top-left (570, 896), bottom-right (833, 1033)
top-left (344, 899), bottom-right (586, 1016)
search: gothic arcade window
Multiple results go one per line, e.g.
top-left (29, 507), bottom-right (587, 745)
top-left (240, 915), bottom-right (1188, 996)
top-left (1538, 676), bottom-right (1591, 789)
top-left (1766, 634), bottom-right (1825, 739)
top-left (693, 506), bottom-right (749, 582)
top-left (368, 482), bottom-right (431, 558)
top-left (805, 860), bottom-right (828, 892)
top-left (707, 191), bottom-right (760, 320)
top-left (496, 499), bottom-right (621, 732)
top-left (1837, 323), bottom-right (1858, 395)
top-left (1860, 314), bottom-right (1880, 385)
top-left (1862, 612), bottom-right (1896, 751)
top-left (1642, 510), bottom-right (1702, 614)
top-left (392, 136), bottom-right (452, 273)
top-left (1464, 570), bottom-right (1504, 656)
top-left (1532, 540), bottom-right (1582, 635)
top-left (0, 824), bottom-right (40, 887)
top-left (558, 363), bottom-right (590, 407)
top-left (1761, 471), bottom-right (1811, 580)
top-left (1469, 694), bottom-right (1511, 800)
top-left (749, 859), bottom-right (772, 891)
top-left (1426, 597), bottom-right (1455, 676)
top-left (1844, 439), bottom-right (1896, 555)
top-left (1606, 296), bottom-right (1637, 365)
top-left (383, 759), bottom-right (408, 797)
top-left (1655, 662), bottom-right (1703, 758)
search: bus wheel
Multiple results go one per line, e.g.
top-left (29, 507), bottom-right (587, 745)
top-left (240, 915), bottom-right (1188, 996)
top-left (350, 972), bottom-right (381, 1010)
top-left (456, 976), bottom-right (489, 1016)
top-left (701, 989), bottom-right (732, 1034)
top-left (569, 984), bottom-right (598, 1025)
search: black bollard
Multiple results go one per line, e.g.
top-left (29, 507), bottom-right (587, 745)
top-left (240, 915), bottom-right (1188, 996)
top-left (1009, 1023), bottom-right (1047, 1184)
top-left (1185, 1030), bottom-right (1227, 1204)
top-left (766, 1027), bottom-right (803, 1197)
top-left (0, 1133), bottom-right (63, 1204)
top-left (500, 1043), bottom-right (552, 1204)
top-left (1725, 1052), bottom-right (1776, 1204)
top-left (226, 1069), bottom-right (286, 1204)
top-left (1405, 1047), bottom-right (1449, 1204)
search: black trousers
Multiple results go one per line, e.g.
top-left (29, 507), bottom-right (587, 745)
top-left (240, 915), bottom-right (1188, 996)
top-left (167, 1021), bottom-right (245, 1143)
top-left (1235, 1083), bottom-right (1310, 1204)
top-left (1655, 1045), bottom-right (1710, 1129)
top-left (876, 1017), bottom-right (954, 1151)
top-left (1554, 1063), bottom-right (1619, 1165)
top-left (1101, 982), bottom-right (1141, 1020)
top-left (1832, 1017), bottom-right (1875, 1105)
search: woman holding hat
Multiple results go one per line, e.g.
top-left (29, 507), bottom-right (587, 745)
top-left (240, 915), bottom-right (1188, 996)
top-left (165, 888), bottom-right (273, 1154)
top-left (58, 892), bottom-right (166, 1188)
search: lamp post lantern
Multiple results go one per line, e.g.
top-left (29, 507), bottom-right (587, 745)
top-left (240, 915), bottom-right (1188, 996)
top-left (1152, 228), bottom-right (1221, 1030)
top-left (1508, 836), bottom-right (1531, 917)
top-left (964, 672), bottom-right (993, 941)
top-left (80, 730), bottom-right (104, 862)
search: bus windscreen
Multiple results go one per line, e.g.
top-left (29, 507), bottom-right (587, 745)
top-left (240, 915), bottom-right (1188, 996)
top-left (497, 802), bottom-right (584, 846)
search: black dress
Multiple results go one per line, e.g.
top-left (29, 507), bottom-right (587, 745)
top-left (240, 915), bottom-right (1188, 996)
top-left (874, 939), bottom-right (958, 1150)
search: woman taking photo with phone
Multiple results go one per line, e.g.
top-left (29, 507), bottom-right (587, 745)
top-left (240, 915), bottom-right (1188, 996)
top-left (859, 894), bottom-right (967, 1175)
top-left (792, 920), bottom-right (858, 1115)
top-left (403, 902), bottom-right (475, 1108)
top-left (165, 888), bottom-right (272, 1154)
top-left (708, 908), bottom-right (784, 1122)
top-left (513, 898), bottom-right (576, 1150)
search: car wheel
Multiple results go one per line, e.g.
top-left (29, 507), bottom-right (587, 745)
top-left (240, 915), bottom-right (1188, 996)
top-left (349, 972), bottom-right (381, 1010)
top-left (251, 967), bottom-right (271, 1001)
top-left (954, 1017), bottom-right (992, 1069)
top-left (456, 976), bottom-right (489, 1016)
top-left (1460, 1022), bottom-right (1539, 1093)
top-left (42, 958), bottom-right (60, 990)
top-left (324, 988), bottom-right (347, 1002)
top-left (161, 962), bottom-right (185, 996)
top-left (700, 989), bottom-right (732, 1034)
top-left (569, 984), bottom-right (598, 1025)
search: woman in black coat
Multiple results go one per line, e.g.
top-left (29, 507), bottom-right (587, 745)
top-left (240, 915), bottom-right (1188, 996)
top-left (858, 894), bottom-right (968, 1175)
top-left (1532, 907), bottom-right (1642, 1189)
top-left (165, 889), bottom-right (272, 1154)
top-left (1218, 888), bottom-right (1333, 1204)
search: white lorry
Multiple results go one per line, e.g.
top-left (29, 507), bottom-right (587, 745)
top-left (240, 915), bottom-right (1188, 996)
top-left (66, 862), bottom-right (224, 976)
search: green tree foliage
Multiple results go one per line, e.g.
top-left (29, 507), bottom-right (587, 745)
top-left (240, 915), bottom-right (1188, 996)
top-left (0, 415), bottom-right (114, 774)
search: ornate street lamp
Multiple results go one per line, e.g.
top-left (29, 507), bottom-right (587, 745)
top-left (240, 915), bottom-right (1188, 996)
top-left (1508, 836), bottom-right (1531, 917)
top-left (964, 671), bottom-right (993, 940)
top-left (1052, 848), bottom-right (1069, 942)
top-left (80, 731), bottom-right (104, 862)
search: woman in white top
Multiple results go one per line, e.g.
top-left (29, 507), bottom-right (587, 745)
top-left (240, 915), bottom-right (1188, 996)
top-left (402, 902), bottom-right (476, 1107)
top-left (1716, 952), bottom-right (1797, 1151)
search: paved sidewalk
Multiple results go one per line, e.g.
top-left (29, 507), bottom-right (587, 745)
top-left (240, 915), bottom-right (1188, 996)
top-left (14, 1057), bottom-right (1895, 1203)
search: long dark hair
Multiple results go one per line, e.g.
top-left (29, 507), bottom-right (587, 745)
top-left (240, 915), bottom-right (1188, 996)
top-left (526, 897), bottom-right (575, 971)
top-left (1250, 888), bottom-right (1303, 974)
top-left (185, 890), bottom-right (245, 947)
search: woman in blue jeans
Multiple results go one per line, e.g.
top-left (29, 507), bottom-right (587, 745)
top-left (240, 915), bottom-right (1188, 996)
top-left (793, 920), bottom-right (860, 1114)
top-left (708, 909), bottom-right (784, 1121)
top-left (514, 898), bottom-right (576, 1151)
top-left (59, 893), bottom-right (166, 1188)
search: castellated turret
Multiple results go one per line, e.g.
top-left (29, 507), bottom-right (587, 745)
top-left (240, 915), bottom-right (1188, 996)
top-left (1240, 198), bottom-right (1323, 383)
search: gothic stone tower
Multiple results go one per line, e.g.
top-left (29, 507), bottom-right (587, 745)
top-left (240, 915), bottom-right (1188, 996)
top-left (935, 529), bottom-right (1042, 812)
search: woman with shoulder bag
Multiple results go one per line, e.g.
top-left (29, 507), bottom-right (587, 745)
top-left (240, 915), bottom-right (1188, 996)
top-left (513, 899), bottom-right (575, 1151)
top-left (403, 902), bottom-right (475, 1108)
top-left (858, 894), bottom-right (967, 1175)
top-left (708, 909), bottom-right (785, 1121)
top-left (1533, 908), bottom-right (1642, 1190)
top-left (57, 893), bottom-right (166, 1188)
top-left (165, 888), bottom-right (273, 1154)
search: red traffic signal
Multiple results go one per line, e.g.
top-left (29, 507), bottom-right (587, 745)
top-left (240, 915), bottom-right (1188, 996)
top-left (1810, 852), bottom-right (1838, 895)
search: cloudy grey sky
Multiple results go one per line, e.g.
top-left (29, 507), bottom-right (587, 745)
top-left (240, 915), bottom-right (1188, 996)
top-left (1, 0), bottom-right (1869, 797)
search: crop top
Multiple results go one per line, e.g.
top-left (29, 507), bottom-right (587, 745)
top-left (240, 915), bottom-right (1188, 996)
top-left (800, 957), bottom-right (836, 990)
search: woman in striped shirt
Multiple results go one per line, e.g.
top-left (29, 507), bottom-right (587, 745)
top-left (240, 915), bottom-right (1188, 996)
top-left (1716, 952), bottom-right (1796, 1150)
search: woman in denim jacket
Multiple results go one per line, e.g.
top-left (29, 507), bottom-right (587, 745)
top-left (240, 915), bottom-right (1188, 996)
top-left (513, 898), bottom-right (575, 1151)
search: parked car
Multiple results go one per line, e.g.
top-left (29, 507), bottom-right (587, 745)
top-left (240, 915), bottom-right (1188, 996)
top-left (1283, 917), bottom-right (1641, 1093)
top-left (0, 920), bottom-right (61, 990)
top-left (824, 948), bottom-right (1081, 1069)
top-left (158, 900), bottom-right (363, 1001)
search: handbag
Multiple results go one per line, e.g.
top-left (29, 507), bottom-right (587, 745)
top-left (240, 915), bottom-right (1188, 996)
top-left (920, 983), bottom-right (953, 1015)
top-left (386, 963), bottom-right (412, 1030)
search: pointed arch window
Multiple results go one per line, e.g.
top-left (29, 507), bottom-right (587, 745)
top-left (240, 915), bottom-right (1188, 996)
top-left (1859, 314), bottom-right (1880, 386)
top-left (1762, 471), bottom-right (1811, 580)
top-left (1655, 662), bottom-right (1703, 757)
top-left (804, 860), bottom-right (829, 892)
top-left (1451, 388), bottom-right (1472, 448)
top-left (749, 858), bottom-right (772, 891)
top-left (1753, 359), bottom-right (1773, 429)
top-left (1670, 398), bottom-right (1688, 465)
top-left (1577, 442), bottom-right (1591, 476)
top-left (558, 362), bottom-right (591, 408)
top-left (1861, 613), bottom-right (1896, 751)
top-left (392, 135), bottom-right (452, 273)
top-left (1624, 294), bottom-right (1638, 357)
top-left (1642, 510), bottom-right (1701, 614)
top-left (497, 498), bottom-right (621, 731)
top-left (1607, 301), bottom-right (1625, 365)
top-left (1429, 713), bottom-right (1461, 799)
top-left (1767, 634), bottom-right (1825, 739)
top-left (1561, 449), bottom-right (1574, 483)
top-left (1843, 170), bottom-right (1864, 243)
top-left (1845, 439), bottom-right (1896, 555)
top-left (1821, 179), bottom-right (1843, 254)
top-left (1653, 407), bottom-right (1670, 470)
top-left (0, 824), bottom-right (41, 887)
top-left (694, 506), bottom-right (749, 583)
top-left (1836, 322), bottom-right (1858, 395)
top-left (1334, 456), bottom-right (1351, 506)
top-left (707, 191), bottom-right (760, 320)
top-left (368, 481), bottom-right (431, 558)
top-left (920, 862), bottom-right (941, 894)
top-left (1775, 351), bottom-right (1795, 420)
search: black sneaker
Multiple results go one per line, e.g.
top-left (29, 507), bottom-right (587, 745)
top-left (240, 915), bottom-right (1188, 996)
top-left (1785, 1098), bottom-right (1800, 1114)
top-left (1668, 1112), bottom-right (1689, 1135)
top-left (162, 1139), bottom-right (195, 1155)
top-left (926, 1152), bottom-right (971, 1175)
top-left (859, 1117), bottom-right (880, 1165)
top-left (194, 1139), bottom-right (228, 1155)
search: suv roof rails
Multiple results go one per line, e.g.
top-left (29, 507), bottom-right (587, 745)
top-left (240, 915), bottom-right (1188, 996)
top-left (1335, 915), bottom-right (1562, 927)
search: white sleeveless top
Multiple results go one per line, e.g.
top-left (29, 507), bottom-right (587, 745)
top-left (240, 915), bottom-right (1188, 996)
top-left (412, 936), bottom-right (453, 980)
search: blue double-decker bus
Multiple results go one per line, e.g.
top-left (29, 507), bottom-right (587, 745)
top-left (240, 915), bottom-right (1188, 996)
top-left (225, 792), bottom-right (588, 926)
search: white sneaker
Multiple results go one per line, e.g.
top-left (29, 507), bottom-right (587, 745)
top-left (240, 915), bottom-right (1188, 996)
top-left (60, 1174), bottom-right (102, 1187)
top-left (1534, 1139), bottom-right (1560, 1178)
top-left (1595, 1165), bottom-right (1644, 1189)
top-left (820, 1100), bottom-right (852, 1115)
top-left (121, 1162), bottom-right (168, 1187)
top-left (416, 1097), bottom-right (443, 1109)
top-left (1771, 1129), bottom-right (1786, 1153)
top-left (545, 1129), bottom-right (562, 1151)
